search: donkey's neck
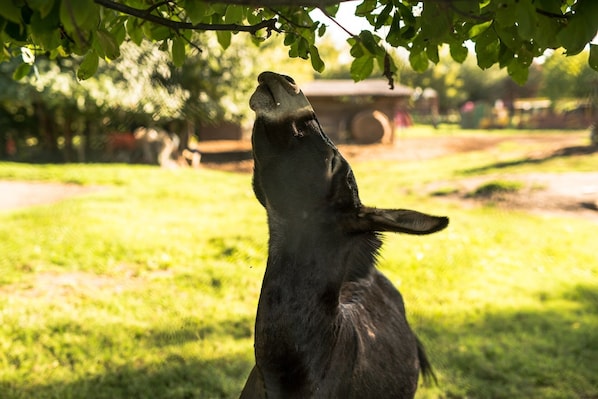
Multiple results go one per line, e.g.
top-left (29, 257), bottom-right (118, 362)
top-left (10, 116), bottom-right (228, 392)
top-left (260, 220), bottom-right (349, 322)
top-left (254, 218), bottom-right (380, 380)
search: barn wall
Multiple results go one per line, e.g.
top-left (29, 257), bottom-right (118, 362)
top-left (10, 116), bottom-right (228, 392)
top-left (307, 96), bottom-right (409, 143)
top-left (198, 122), bottom-right (243, 141)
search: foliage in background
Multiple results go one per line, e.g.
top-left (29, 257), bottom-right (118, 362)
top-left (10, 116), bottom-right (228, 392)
top-left (320, 45), bottom-right (596, 114)
top-left (0, 32), bottom-right (312, 161)
top-left (540, 48), bottom-right (598, 102)
top-left (0, 0), bottom-right (597, 85)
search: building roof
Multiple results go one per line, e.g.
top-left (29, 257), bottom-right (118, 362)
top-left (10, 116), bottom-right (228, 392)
top-left (301, 79), bottom-right (413, 98)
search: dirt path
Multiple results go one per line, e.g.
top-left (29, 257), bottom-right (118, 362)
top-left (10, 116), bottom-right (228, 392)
top-left (196, 132), bottom-right (588, 171)
top-left (428, 171), bottom-right (598, 222)
top-left (0, 181), bottom-right (104, 211)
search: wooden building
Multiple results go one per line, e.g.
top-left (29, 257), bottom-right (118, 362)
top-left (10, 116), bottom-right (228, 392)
top-left (301, 79), bottom-right (413, 144)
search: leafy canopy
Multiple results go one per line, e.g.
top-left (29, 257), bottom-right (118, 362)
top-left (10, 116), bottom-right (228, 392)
top-left (1, 0), bottom-right (597, 85)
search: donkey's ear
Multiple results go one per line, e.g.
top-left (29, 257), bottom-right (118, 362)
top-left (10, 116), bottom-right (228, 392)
top-left (347, 207), bottom-right (449, 235)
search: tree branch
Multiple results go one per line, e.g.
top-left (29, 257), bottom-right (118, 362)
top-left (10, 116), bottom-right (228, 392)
top-left (535, 7), bottom-right (569, 21)
top-left (202, 0), bottom-right (352, 6)
top-left (94, 0), bottom-right (280, 33)
top-left (318, 6), bottom-right (356, 38)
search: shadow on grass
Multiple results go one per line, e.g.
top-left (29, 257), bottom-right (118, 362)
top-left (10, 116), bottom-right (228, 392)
top-left (422, 283), bottom-right (598, 399)
top-left (148, 316), bottom-right (254, 348)
top-left (462, 144), bottom-right (598, 175)
top-left (2, 315), bottom-right (256, 399)
top-left (4, 284), bottom-right (596, 399)
top-left (3, 355), bottom-right (252, 399)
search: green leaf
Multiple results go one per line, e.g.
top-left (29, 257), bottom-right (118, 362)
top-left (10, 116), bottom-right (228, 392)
top-left (498, 43), bottom-right (514, 68)
top-left (224, 5), bottom-right (244, 24)
top-left (515, 0), bottom-right (537, 40)
top-left (409, 49), bottom-right (429, 72)
top-left (91, 37), bottom-right (105, 59)
top-left (359, 30), bottom-right (383, 56)
top-left (557, 14), bottom-right (597, 55)
top-left (185, 1), bottom-right (208, 25)
top-left (246, 8), bottom-right (262, 25)
top-left (420, 3), bottom-right (449, 39)
top-left (325, 4), bottom-right (339, 16)
top-left (385, 13), bottom-right (403, 47)
top-left (355, 0), bottom-right (376, 17)
top-left (589, 44), bottom-right (598, 72)
top-left (77, 50), bottom-right (99, 80)
top-left (558, 0), bottom-right (598, 55)
top-left (309, 45), bottom-right (325, 73)
top-left (28, 0), bottom-right (56, 19)
top-left (426, 45), bottom-right (439, 64)
top-left (127, 19), bottom-right (143, 45)
top-left (396, 2), bottom-right (415, 26)
top-left (145, 25), bottom-right (171, 41)
top-left (0, 2), bottom-right (22, 23)
top-left (495, 26), bottom-right (522, 52)
top-left (374, 3), bottom-right (393, 30)
top-left (110, 18), bottom-right (127, 46)
top-left (349, 39), bottom-right (365, 58)
top-left (506, 58), bottom-right (529, 85)
top-left (475, 28), bottom-right (500, 69)
top-left (206, 3), bottom-right (226, 17)
top-left (30, 6), bottom-right (61, 51)
top-left (449, 42), bottom-right (468, 63)
top-left (216, 30), bottom-right (231, 49)
top-left (284, 32), bottom-right (297, 46)
top-left (171, 36), bottom-right (185, 67)
top-left (59, 0), bottom-right (98, 33)
top-left (318, 24), bottom-right (326, 37)
top-left (296, 37), bottom-right (309, 59)
top-left (96, 29), bottom-right (120, 60)
top-left (12, 63), bottom-right (31, 80)
top-left (452, 1), bottom-right (480, 19)
top-left (494, 0), bottom-right (517, 28)
top-left (289, 36), bottom-right (308, 58)
top-left (350, 55), bottom-right (374, 81)
top-left (468, 20), bottom-right (492, 38)
top-left (534, 14), bottom-right (561, 49)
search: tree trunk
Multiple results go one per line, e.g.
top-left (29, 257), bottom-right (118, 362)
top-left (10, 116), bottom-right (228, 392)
top-left (63, 114), bottom-right (74, 162)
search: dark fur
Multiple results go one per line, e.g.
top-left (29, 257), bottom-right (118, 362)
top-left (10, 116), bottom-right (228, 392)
top-left (241, 72), bottom-right (447, 399)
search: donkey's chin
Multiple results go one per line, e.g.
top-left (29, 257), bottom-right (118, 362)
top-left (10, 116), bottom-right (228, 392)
top-left (249, 85), bottom-right (276, 113)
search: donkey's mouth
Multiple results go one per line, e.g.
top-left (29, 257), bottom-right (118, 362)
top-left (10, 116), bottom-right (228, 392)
top-left (250, 72), bottom-right (315, 120)
top-left (249, 83), bottom-right (277, 112)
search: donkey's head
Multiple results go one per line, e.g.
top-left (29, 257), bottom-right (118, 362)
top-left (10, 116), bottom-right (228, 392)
top-left (250, 71), bottom-right (448, 235)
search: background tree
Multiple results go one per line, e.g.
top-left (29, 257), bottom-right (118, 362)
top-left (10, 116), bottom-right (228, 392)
top-left (540, 49), bottom-right (598, 102)
top-left (0, 31), bottom-right (312, 161)
top-left (0, 0), bottom-right (596, 86)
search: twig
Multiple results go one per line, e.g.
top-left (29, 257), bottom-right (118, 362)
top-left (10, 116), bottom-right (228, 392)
top-left (318, 6), bottom-right (356, 39)
top-left (180, 35), bottom-right (203, 54)
top-left (145, 0), bottom-right (173, 14)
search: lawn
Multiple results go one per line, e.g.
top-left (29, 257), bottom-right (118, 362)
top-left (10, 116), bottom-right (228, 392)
top-left (0, 132), bottom-right (596, 399)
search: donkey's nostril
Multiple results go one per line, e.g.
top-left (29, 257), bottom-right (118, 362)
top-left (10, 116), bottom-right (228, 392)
top-left (282, 74), bottom-right (296, 85)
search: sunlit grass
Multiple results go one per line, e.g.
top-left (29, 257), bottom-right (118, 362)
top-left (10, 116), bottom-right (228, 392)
top-left (399, 125), bottom-right (591, 138)
top-left (0, 136), bottom-right (597, 399)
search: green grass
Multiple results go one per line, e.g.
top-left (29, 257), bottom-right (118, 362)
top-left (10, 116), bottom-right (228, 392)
top-left (398, 125), bottom-right (592, 138)
top-left (0, 132), bottom-right (597, 399)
